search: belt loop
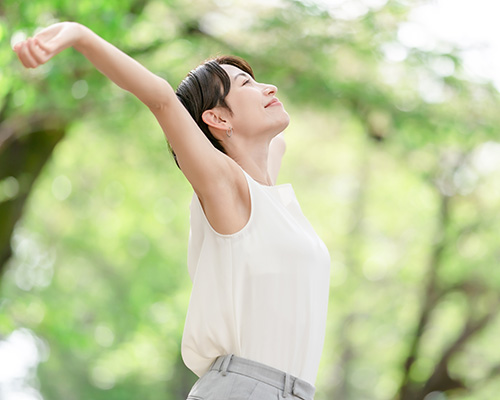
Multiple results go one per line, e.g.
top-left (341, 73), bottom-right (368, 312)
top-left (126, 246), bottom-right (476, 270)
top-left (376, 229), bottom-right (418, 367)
top-left (291, 377), bottom-right (299, 399)
top-left (220, 354), bottom-right (233, 376)
top-left (283, 373), bottom-right (291, 398)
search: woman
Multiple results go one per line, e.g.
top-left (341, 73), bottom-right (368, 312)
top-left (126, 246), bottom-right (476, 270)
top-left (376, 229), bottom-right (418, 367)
top-left (14, 22), bottom-right (330, 400)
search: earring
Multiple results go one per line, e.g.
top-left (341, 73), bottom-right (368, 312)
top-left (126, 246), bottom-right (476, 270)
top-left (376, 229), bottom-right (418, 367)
top-left (226, 127), bottom-right (233, 138)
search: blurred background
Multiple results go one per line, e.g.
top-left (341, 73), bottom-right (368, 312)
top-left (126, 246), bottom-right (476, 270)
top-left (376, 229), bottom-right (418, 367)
top-left (1, 0), bottom-right (500, 399)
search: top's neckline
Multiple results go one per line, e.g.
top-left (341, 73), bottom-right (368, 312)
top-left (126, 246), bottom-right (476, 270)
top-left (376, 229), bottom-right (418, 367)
top-left (243, 170), bottom-right (292, 189)
top-left (255, 180), bottom-right (292, 189)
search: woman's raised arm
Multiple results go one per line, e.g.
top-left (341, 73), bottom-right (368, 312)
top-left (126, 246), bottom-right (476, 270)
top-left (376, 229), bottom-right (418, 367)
top-left (13, 23), bottom-right (240, 194)
top-left (14, 22), bottom-right (172, 109)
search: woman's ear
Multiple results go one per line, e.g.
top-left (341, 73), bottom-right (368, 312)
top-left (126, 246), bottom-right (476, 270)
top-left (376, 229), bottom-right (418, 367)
top-left (202, 109), bottom-right (229, 131)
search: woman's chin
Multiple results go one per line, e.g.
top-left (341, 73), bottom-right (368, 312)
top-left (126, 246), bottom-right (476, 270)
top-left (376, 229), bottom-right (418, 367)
top-left (280, 113), bottom-right (291, 130)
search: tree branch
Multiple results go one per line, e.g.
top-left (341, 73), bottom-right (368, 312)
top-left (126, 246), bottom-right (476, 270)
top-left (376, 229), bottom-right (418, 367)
top-left (397, 192), bottom-right (451, 400)
top-left (0, 90), bottom-right (13, 124)
top-left (420, 306), bottom-right (498, 397)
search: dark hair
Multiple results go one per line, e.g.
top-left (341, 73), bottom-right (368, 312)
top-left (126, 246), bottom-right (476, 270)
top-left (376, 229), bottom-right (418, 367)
top-left (171, 56), bottom-right (255, 167)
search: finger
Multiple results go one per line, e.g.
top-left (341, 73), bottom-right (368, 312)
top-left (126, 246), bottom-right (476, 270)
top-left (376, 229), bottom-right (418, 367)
top-left (29, 38), bottom-right (49, 65)
top-left (19, 38), bottom-right (38, 68)
top-left (12, 41), bottom-right (23, 52)
top-left (14, 42), bottom-right (32, 68)
top-left (34, 37), bottom-right (53, 54)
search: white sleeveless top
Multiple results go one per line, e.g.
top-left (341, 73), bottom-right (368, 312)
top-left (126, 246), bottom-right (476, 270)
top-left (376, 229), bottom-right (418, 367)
top-left (181, 170), bottom-right (330, 385)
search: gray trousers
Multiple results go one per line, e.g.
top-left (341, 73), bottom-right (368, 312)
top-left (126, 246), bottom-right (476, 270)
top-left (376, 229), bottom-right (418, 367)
top-left (186, 354), bottom-right (315, 400)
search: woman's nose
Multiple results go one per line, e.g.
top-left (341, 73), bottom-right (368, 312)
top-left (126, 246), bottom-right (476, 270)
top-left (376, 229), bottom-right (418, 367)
top-left (263, 84), bottom-right (277, 95)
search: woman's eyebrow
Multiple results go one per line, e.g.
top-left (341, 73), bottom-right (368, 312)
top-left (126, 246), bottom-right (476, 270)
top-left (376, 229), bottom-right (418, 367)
top-left (234, 72), bottom-right (251, 81)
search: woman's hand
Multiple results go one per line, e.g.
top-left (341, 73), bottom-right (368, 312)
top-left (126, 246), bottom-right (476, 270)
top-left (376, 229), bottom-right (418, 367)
top-left (13, 22), bottom-right (83, 69)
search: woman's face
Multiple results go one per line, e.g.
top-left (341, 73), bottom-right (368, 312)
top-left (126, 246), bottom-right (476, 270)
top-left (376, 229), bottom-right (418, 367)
top-left (221, 65), bottom-right (290, 139)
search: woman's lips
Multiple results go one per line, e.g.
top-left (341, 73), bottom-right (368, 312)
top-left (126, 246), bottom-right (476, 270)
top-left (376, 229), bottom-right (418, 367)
top-left (265, 98), bottom-right (282, 108)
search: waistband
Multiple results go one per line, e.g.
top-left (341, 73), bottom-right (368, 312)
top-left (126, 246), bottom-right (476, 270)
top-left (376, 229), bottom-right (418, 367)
top-left (210, 355), bottom-right (315, 400)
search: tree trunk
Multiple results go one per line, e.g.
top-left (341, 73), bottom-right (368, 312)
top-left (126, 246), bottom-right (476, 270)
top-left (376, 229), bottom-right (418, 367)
top-left (0, 113), bottom-right (67, 279)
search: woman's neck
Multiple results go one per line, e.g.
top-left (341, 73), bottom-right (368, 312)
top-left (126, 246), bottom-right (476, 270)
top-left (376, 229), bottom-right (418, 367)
top-left (227, 139), bottom-right (273, 186)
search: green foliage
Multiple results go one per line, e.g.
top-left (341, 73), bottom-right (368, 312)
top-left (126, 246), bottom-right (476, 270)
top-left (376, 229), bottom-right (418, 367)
top-left (1, 0), bottom-right (500, 400)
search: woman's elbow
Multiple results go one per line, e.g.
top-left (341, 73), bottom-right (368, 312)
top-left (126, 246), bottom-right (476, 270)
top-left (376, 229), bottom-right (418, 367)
top-left (145, 78), bottom-right (176, 111)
